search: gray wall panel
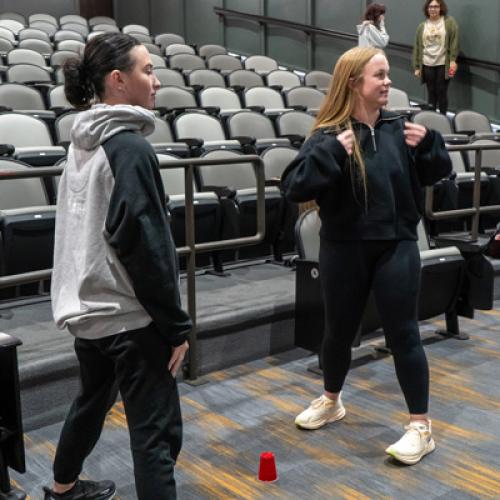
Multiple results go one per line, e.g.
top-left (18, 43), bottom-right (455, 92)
top-left (185, 0), bottom-right (222, 46)
top-left (0, 0), bottom-right (78, 17)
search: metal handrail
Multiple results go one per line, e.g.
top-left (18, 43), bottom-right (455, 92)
top-left (213, 7), bottom-right (500, 73)
top-left (0, 155), bottom-right (266, 381)
top-left (425, 142), bottom-right (500, 241)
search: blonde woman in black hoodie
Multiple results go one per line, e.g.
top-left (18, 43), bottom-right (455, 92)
top-left (282, 46), bottom-right (451, 465)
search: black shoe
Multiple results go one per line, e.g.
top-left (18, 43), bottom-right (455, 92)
top-left (43, 479), bottom-right (116, 500)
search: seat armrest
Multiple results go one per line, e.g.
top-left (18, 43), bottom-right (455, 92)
top-left (200, 185), bottom-right (237, 198)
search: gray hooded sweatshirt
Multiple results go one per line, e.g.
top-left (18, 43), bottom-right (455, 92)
top-left (51, 104), bottom-right (191, 345)
top-left (357, 20), bottom-right (389, 49)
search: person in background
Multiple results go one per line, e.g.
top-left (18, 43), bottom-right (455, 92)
top-left (413, 0), bottom-right (459, 114)
top-left (281, 46), bottom-right (452, 465)
top-left (357, 3), bottom-right (389, 49)
top-left (44, 33), bottom-right (191, 500)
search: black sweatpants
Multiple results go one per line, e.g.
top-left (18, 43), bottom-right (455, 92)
top-left (319, 239), bottom-right (429, 414)
top-left (423, 65), bottom-right (450, 115)
top-left (53, 323), bottom-right (182, 500)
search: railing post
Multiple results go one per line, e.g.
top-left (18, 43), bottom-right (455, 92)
top-left (471, 148), bottom-right (482, 241)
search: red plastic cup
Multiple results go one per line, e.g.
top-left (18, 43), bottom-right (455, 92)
top-left (258, 451), bottom-right (278, 482)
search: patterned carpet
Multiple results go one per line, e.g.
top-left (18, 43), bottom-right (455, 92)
top-left (10, 306), bottom-right (500, 499)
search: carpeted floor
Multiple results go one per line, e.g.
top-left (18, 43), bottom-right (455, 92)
top-left (10, 304), bottom-right (500, 499)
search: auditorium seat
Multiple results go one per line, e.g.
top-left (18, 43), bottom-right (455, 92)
top-left (285, 86), bottom-right (324, 114)
top-left (129, 32), bottom-right (153, 44)
top-left (18, 39), bottom-right (53, 56)
top-left (244, 55), bottom-right (278, 75)
top-left (186, 69), bottom-right (226, 89)
top-left (454, 110), bottom-right (500, 142)
top-left (28, 14), bottom-right (57, 26)
top-left (154, 33), bottom-right (185, 49)
top-left (50, 50), bottom-right (78, 68)
top-left (265, 70), bottom-right (301, 90)
top-left (88, 16), bottom-right (116, 27)
top-left (227, 69), bottom-right (264, 90)
top-left (387, 87), bottom-right (422, 117)
top-left (293, 209), bottom-right (465, 353)
top-left (207, 54), bottom-right (243, 74)
top-left (412, 110), bottom-right (469, 144)
top-left (6, 64), bottom-right (52, 84)
top-left (0, 26), bottom-right (17, 45)
top-left (197, 148), bottom-right (283, 260)
top-left (48, 85), bottom-right (73, 113)
top-left (0, 19), bottom-right (24, 36)
top-left (144, 43), bottom-right (162, 56)
top-left (18, 28), bottom-right (51, 43)
top-left (54, 32), bottom-right (85, 45)
top-left (0, 157), bottom-right (56, 297)
top-left (7, 48), bottom-right (51, 70)
top-left (199, 87), bottom-right (242, 115)
top-left (304, 70), bottom-right (331, 91)
top-left (0, 38), bottom-right (14, 56)
top-left (149, 53), bottom-right (167, 68)
top-left (168, 53), bottom-right (206, 73)
top-left (122, 24), bottom-right (150, 36)
top-left (145, 117), bottom-right (190, 157)
top-left (59, 15), bottom-right (87, 27)
top-left (60, 22), bottom-right (88, 37)
top-left (156, 153), bottom-right (222, 270)
top-left (0, 113), bottom-right (65, 166)
top-left (153, 68), bottom-right (186, 87)
top-left (155, 86), bottom-right (197, 113)
top-left (0, 13), bottom-right (26, 25)
top-left (54, 111), bottom-right (79, 146)
top-left (198, 44), bottom-right (227, 59)
top-left (276, 110), bottom-right (316, 141)
top-left (243, 86), bottom-right (292, 115)
top-left (173, 112), bottom-right (242, 152)
top-left (29, 21), bottom-right (57, 38)
top-left (227, 110), bottom-right (292, 151)
top-left (165, 43), bottom-right (195, 56)
top-left (91, 23), bottom-right (120, 33)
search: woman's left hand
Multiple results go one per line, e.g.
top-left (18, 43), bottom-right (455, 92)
top-left (449, 61), bottom-right (458, 77)
top-left (404, 122), bottom-right (427, 147)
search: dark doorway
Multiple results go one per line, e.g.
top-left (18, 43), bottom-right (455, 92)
top-left (80, 0), bottom-right (114, 19)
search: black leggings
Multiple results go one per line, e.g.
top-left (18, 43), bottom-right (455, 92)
top-left (319, 239), bottom-right (429, 414)
top-left (423, 65), bottom-right (450, 115)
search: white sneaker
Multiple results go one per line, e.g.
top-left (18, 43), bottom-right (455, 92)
top-left (385, 420), bottom-right (435, 465)
top-left (295, 394), bottom-right (346, 430)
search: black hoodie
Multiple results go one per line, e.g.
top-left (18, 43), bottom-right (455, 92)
top-left (281, 110), bottom-right (452, 241)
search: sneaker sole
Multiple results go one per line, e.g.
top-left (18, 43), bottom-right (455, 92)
top-left (386, 438), bottom-right (436, 465)
top-left (295, 407), bottom-right (346, 430)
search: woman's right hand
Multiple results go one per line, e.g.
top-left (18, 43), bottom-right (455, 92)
top-left (414, 69), bottom-right (421, 78)
top-left (337, 129), bottom-right (354, 155)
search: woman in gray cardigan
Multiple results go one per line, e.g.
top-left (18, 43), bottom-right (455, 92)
top-left (413, 0), bottom-right (459, 114)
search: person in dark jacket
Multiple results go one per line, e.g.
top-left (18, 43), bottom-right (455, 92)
top-left (282, 46), bottom-right (451, 465)
top-left (44, 33), bottom-right (191, 500)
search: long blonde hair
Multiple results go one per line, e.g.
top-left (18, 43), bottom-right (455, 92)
top-left (313, 46), bottom-right (384, 206)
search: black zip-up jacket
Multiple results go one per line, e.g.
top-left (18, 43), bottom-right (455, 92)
top-left (281, 110), bottom-right (452, 241)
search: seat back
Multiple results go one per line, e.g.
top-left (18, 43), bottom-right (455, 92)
top-left (468, 139), bottom-right (500, 169)
top-left (89, 16), bottom-right (116, 27)
top-left (157, 154), bottom-right (187, 196)
top-left (18, 28), bottom-right (51, 42)
top-left (150, 53), bottom-right (167, 68)
top-left (199, 149), bottom-right (256, 190)
top-left (18, 39), bottom-right (53, 55)
top-left (29, 21), bottom-right (57, 37)
top-left (304, 70), bottom-right (331, 90)
top-left (60, 23), bottom-right (88, 37)
top-left (198, 44), bottom-right (227, 59)
top-left (0, 113), bottom-right (53, 147)
top-left (7, 48), bottom-right (48, 67)
top-left (286, 86), bottom-right (324, 110)
top-left (50, 50), bottom-right (77, 67)
top-left (129, 32), bottom-right (152, 44)
top-left (417, 220), bottom-right (430, 252)
top-left (207, 54), bottom-right (242, 72)
top-left (55, 34), bottom-right (85, 46)
top-left (0, 83), bottom-right (45, 110)
top-left (227, 69), bottom-right (264, 89)
top-left (261, 146), bottom-right (299, 179)
top-left (174, 113), bottom-right (226, 142)
top-left (55, 112), bottom-right (79, 144)
top-left (0, 158), bottom-right (50, 209)
top-left (228, 111), bottom-right (277, 139)
top-left (387, 87), bottom-right (411, 108)
top-left (454, 110), bottom-right (493, 134)
top-left (146, 117), bottom-right (175, 144)
top-left (155, 32), bottom-right (185, 48)
top-left (169, 53), bottom-right (206, 71)
top-left (187, 69), bottom-right (226, 88)
top-left (155, 86), bottom-right (197, 110)
top-left (59, 15), bottom-right (87, 26)
top-left (0, 13), bottom-right (26, 25)
top-left (199, 87), bottom-right (241, 111)
top-left (49, 85), bottom-right (73, 109)
top-left (154, 68), bottom-right (185, 87)
top-left (166, 43), bottom-right (195, 56)
top-left (266, 70), bottom-right (301, 90)
top-left (295, 208), bottom-right (320, 261)
top-left (413, 110), bottom-right (453, 135)
top-left (123, 24), bottom-right (149, 35)
top-left (91, 23), bottom-right (119, 33)
top-left (244, 87), bottom-right (286, 110)
top-left (29, 13), bottom-right (57, 26)
top-left (0, 26), bottom-right (16, 43)
top-left (277, 110), bottom-right (316, 137)
top-left (144, 43), bottom-right (162, 56)
top-left (6, 64), bottom-right (52, 84)
top-left (0, 19), bottom-right (24, 35)
top-left (244, 55), bottom-right (278, 74)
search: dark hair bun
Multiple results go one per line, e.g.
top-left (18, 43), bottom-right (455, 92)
top-left (63, 57), bottom-right (95, 109)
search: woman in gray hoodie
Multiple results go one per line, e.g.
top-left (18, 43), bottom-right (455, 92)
top-left (44, 33), bottom-right (191, 500)
top-left (357, 3), bottom-right (389, 49)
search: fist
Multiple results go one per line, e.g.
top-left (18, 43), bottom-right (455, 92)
top-left (404, 121), bottom-right (427, 147)
top-left (414, 69), bottom-right (421, 78)
top-left (337, 129), bottom-right (355, 155)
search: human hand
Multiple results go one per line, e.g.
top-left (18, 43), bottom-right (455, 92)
top-left (168, 340), bottom-right (189, 376)
top-left (449, 61), bottom-right (457, 77)
top-left (337, 129), bottom-right (355, 155)
top-left (404, 122), bottom-right (427, 147)
top-left (414, 69), bottom-right (421, 78)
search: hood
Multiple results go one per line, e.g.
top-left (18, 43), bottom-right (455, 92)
top-left (356, 23), bottom-right (367, 35)
top-left (70, 104), bottom-right (156, 150)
